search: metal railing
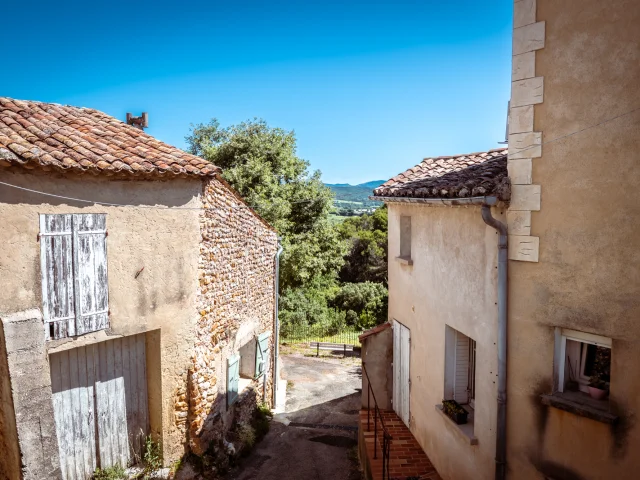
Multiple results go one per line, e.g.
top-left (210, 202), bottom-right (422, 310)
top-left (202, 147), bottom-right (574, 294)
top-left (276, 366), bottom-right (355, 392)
top-left (362, 362), bottom-right (392, 480)
top-left (280, 323), bottom-right (363, 346)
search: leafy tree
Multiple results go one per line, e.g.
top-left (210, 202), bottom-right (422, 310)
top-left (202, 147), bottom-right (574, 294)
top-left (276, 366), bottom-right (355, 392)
top-left (337, 206), bottom-right (388, 285)
top-left (331, 281), bottom-right (388, 329)
top-left (186, 119), bottom-right (347, 290)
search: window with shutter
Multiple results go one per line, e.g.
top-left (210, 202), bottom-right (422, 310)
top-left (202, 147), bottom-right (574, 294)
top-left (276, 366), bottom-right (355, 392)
top-left (444, 326), bottom-right (475, 407)
top-left (254, 332), bottom-right (270, 378)
top-left (40, 213), bottom-right (109, 340)
top-left (227, 354), bottom-right (240, 407)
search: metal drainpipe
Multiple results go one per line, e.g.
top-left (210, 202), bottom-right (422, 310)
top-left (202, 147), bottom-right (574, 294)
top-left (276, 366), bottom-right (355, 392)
top-left (271, 239), bottom-right (284, 405)
top-left (481, 203), bottom-right (508, 480)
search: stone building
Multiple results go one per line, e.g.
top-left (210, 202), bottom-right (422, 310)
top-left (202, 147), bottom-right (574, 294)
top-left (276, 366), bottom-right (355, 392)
top-left (0, 98), bottom-right (278, 480)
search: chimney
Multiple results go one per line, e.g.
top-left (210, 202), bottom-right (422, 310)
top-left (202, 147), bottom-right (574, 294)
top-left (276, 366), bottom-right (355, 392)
top-left (126, 112), bottom-right (149, 130)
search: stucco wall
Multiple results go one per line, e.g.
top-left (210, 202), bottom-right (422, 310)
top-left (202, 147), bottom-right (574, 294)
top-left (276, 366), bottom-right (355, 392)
top-left (0, 168), bottom-right (202, 463)
top-left (387, 203), bottom-right (504, 480)
top-left (361, 324), bottom-right (393, 411)
top-left (0, 318), bottom-right (21, 480)
top-left (506, 1), bottom-right (640, 478)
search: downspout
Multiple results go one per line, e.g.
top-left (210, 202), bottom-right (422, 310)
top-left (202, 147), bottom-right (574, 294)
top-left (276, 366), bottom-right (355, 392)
top-left (481, 200), bottom-right (508, 480)
top-left (271, 238), bottom-right (284, 405)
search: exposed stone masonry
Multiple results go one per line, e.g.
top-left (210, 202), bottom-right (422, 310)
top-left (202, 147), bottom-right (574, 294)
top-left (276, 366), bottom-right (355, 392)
top-left (174, 176), bottom-right (277, 455)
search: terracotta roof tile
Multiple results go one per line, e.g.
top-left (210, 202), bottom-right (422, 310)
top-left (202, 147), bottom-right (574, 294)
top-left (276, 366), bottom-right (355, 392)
top-left (373, 148), bottom-right (510, 201)
top-left (0, 97), bottom-right (220, 178)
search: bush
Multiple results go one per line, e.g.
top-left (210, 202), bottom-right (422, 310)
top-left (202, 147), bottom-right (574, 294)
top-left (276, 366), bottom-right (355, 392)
top-left (93, 465), bottom-right (126, 480)
top-left (331, 282), bottom-right (388, 329)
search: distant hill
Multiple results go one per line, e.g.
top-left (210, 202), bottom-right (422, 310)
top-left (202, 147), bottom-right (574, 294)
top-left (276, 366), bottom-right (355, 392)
top-left (325, 180), bottom-right (386, 213)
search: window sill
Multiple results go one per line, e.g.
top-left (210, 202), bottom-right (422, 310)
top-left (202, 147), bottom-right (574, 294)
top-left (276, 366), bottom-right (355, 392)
top-left (540, 392), bottom-right (618, 425)
top-left (395, 256), bottom-right (414, 266)
top-left (435, 405), bottom-right (478, 445)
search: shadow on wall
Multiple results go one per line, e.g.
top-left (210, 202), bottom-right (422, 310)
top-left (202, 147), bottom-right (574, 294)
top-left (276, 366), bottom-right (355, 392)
top-left (0, 170), bottom-right (202, 208)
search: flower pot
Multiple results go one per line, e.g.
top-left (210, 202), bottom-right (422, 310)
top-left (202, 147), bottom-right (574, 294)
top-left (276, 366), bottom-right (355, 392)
top-left (442, 400), bottom-right (468, 425)
top-left (588, 386), bottom-right (608, 400)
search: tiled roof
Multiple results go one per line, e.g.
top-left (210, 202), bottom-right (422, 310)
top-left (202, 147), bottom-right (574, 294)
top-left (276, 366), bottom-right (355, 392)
top-left (0, 97), bottom-right (219, 178)
top-left (373, 148), bottom-right (510, 201)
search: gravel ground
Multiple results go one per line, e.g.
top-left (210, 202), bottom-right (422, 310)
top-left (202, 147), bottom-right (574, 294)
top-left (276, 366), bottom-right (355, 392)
top-left (223, 353), bottom-right (363, 480)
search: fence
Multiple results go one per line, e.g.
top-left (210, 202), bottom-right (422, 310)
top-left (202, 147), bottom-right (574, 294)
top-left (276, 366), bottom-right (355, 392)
top-left (280, 323), bottom-right (364, 346)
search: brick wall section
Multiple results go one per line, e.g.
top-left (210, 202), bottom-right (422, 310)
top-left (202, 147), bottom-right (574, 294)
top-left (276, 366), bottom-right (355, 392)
top-left (175, 176), bottom-right (277, 455)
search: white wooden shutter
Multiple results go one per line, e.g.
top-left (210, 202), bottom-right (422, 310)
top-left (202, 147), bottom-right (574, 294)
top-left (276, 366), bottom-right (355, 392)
top-left (73, 214), bottom-right (109, 335)
top-left (453, 331), bottom-right (470, 404)
top-left (392, 320), bottom-right (411, 426)
top-left (255, 332), bottom-right (270, 378)
top-left (40, 214), bottom-right (76, 339)
top-left (227, 354), bottom-right (240, 406)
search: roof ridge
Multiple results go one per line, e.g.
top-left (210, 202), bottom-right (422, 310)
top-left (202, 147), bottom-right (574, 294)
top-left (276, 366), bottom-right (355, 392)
top-left (421, 147), bottom-right (508, 162)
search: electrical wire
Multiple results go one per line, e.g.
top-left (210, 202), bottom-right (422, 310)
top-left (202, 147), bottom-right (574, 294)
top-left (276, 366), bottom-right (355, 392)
top-left (0, 104), bottom-right (638, 209)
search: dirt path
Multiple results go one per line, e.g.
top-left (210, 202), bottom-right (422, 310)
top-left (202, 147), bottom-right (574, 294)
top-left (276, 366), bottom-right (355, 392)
top-left (224, 353), bottom-right (363, 480)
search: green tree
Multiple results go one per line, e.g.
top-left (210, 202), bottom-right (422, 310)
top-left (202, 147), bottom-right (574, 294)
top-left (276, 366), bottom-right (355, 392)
top-left (186, 119), bottom-right (347, 290)
top-left (337, 206), bottom-right (388, 285)
top-left (331, 281), bottom-right (388, 329)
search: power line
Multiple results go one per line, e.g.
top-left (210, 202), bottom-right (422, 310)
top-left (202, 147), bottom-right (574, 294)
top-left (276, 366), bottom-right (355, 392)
top-left (0, 104), bottom-right (638, 208)
top-left (510, 105), bottom-right (640, 157)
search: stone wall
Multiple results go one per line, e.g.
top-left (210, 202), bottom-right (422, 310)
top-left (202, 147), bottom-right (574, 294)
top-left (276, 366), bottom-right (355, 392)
top-left (177, 176), bottom-right (277, 456)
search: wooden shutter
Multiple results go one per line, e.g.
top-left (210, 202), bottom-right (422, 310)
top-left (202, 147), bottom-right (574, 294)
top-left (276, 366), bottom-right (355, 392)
top-left (40, 214), bottom-right (76, 339)
top-left (255, 332), bottom-right (270, 378)
top-left (227, 354), bottom-right (240, 406)
top-left (72, 214), bottom-right (109, 335)
top-left (453, 331), bottom-right (470, 404)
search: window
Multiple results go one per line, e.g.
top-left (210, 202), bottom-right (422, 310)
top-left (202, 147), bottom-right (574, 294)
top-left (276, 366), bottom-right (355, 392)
top-left (229, 331), bottom-right (271, 407)
top-left (396, 215), bottom-right (413, 265)
top-left (442, 326), bottom-right (477, 441)
top-left (40, 214), bottom-right (109, 340)
top-left (555, 328), bottom-right (611, 395)
top-left (444, 327), bottom-right (476, 405)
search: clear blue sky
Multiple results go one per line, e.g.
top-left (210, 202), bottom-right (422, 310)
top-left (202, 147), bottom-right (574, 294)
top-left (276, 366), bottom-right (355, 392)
top-left (1, 0), bottom-right (512, 184)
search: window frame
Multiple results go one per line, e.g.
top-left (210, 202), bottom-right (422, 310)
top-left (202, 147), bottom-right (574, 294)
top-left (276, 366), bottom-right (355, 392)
top-left (554, 328), bottom-right (611, 394)
top-left (397, 215), bottom-right (412, 264)
top-left (40, 213), bottom-right (109, 340)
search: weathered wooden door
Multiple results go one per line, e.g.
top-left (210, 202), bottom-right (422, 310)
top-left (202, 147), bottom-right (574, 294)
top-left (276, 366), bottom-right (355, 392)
top-left (392, 320), bottom-right (410, 426)
top-left (50, 334), bottom-right (149, 480)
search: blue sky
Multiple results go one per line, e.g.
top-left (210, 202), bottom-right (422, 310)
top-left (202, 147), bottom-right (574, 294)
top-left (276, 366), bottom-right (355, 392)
top-left (1, 0), bottom-right (512, 184)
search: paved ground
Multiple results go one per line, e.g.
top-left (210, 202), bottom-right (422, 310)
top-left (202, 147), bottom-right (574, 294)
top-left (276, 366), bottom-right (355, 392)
top-left (224, 353), bottom-right (363, 480)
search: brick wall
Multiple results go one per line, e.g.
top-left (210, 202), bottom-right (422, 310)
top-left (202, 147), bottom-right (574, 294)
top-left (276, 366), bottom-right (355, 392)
top-left (176, 176), bottom-right (277, 455)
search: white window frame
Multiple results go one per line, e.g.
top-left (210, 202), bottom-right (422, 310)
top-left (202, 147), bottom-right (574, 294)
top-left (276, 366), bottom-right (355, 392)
top-left (444, 326), bottom-right (476, 407)
top-left (554, 328), bottom-right (612, 393)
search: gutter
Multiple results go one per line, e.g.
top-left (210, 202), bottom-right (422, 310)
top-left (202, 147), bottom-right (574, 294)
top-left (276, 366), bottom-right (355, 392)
top-left (480, 200), bottom-right (508, 480)
top-left (374, 193), bottom-right (509, 479)
top-left (271, 239), bottom-right (284, 405)
top-left (370, 195), bottom-right (502, 207)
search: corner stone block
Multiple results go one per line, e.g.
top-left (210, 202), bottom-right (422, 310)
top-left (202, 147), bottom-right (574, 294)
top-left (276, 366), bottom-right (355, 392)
top-left (509, 105), bottom-right (534, 134)
top-left (509, 131), bottom-right (542, 159)
top-left (508, 158), bottom-right (533, 185)
top-left (507, 211), bottom-right (531, 236)
top-left (510, 185), bottom-right (541, 211)
top-left (513, 21), bottom-right (545, 55)
top-left (513, 0), bottom-right (536, 29)
top-left (509, 235), bottom-right (539, 262)
top-left (511, 77), bottom-right (544, 108)
top-left (512, 52), bottom-right (536, 81)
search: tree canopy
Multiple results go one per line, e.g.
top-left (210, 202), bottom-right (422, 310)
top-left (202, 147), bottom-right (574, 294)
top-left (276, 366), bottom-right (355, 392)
top-left (185, 118), bottom-right (346, 290)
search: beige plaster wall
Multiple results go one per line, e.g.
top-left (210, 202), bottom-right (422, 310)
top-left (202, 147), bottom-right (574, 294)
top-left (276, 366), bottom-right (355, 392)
top-left (0, 168), bottom-right (202, 462)
top-left (506, 1), bottom-right (640, 478)
top-left (387, 203), bottom-right (504, 480)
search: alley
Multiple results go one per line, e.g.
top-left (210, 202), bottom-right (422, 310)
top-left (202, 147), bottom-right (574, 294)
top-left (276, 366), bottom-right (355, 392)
top-left (224, 352), bottom-right (362, 480)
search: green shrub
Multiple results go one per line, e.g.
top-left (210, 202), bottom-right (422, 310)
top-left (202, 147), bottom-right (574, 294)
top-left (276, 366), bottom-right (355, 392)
top-left (93, 465), bottom-right (126, 480)
top-left (143, 435), bottom-right (162, 473)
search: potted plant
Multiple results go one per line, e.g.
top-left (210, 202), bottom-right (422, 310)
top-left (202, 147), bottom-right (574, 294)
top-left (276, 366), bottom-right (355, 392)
top-left (442, 399), bottom-right (468, 425)
top-left (588, 374), bottom-right (609, 400)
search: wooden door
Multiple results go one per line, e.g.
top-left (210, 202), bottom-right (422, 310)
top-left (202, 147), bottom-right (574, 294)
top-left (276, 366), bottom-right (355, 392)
top-left (50, 334), bottom-right (148, 480)
top-left (393, 320), bottom-right (411, 425)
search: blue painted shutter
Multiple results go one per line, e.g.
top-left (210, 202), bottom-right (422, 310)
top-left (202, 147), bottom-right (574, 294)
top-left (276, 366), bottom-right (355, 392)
top-left (254, 332), bottom-right (270, 378)
top-left (227, 354), bottom-right (240, 406)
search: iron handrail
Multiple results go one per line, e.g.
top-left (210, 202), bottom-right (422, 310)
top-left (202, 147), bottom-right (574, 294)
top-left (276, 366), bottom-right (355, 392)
top-left (362, 362), bottom-right (392, 480)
